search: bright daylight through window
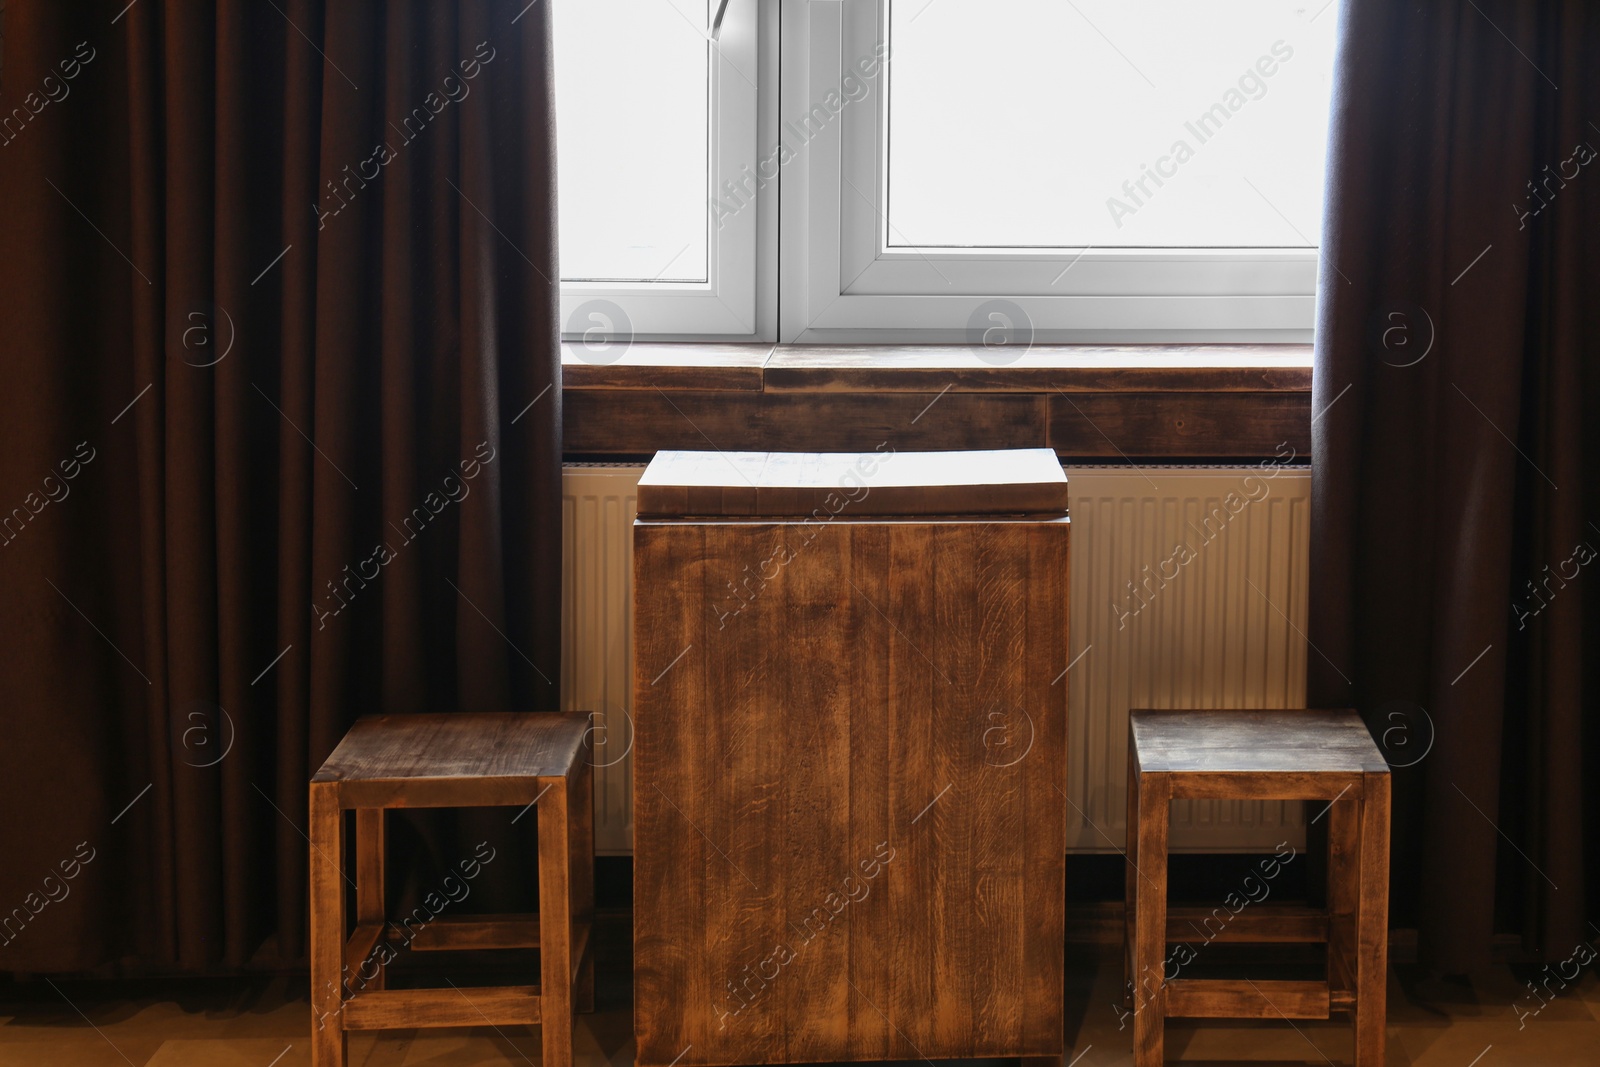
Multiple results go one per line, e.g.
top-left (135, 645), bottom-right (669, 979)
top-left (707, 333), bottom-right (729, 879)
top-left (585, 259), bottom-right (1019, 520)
top-left (887, 0), bottom-right (1336, 249)
top-left (554, 0), bottom-right (710, 282)
top-left (552, 0), bottom-right (1341, 343)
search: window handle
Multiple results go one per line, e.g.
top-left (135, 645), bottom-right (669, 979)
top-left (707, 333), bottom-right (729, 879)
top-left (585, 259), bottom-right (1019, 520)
top-left (710, 0), bottom-right (731, 40)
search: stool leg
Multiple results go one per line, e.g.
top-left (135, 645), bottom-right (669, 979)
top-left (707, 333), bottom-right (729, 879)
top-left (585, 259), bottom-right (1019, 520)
top-left (1327, 791), bottom-right (1360, 1007)
top-left (309, 784), bottom-right (348, 1067)
top-left (572, 760), bottom-right (596, 1013)
top-left (1132, 771), bottom-right (1169, 1067)
top-left (538, 777), bottom-right (575, 1067)
top-left (1355, 773), bottom-right (1391, 1067)
top-left (356, 808), bottom-right (386, 992)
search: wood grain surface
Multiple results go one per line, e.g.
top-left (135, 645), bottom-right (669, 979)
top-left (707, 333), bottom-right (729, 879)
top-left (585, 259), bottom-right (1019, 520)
top-left (1125, 709), bottom-right (1392, 1067)
top-left (339, 986), bottom-right (542, 1030)
top-left (562, 344), bottom-right (1312, 460)
top-left (308, 713), bottom-right (597, 1067)
top-left (311, 713), bottom-right (589, 808)
top-left (1045, 391), bottom-right (1310, 458)
top-left (1130, 709), bottom-right (1389, 775)
top-left (562, 342), bottom-right (770, 392)
top-left (561, 342), bottom-right (1313, 394)
top-left (1165, 979), bottom-right (1330, 1019)
top-left (633, 517), bottom-right (1069, 1066)
top-left (764, 345), bottom-right (1313, 393)
top-left (565, 389), bottom-right (1051, 456)
top-left (636, 448), bottom-right (1069, 518)
top-left (566, 389), bottom-right (1311, 460)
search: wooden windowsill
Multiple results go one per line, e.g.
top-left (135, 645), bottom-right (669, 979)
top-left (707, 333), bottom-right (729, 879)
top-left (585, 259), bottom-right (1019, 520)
top-left (561, 343), bottom-right (1314, 460)
top-left (561, 343), bottom-right (772, 392)
top-left (561, 342), bottom-right (1313, 393)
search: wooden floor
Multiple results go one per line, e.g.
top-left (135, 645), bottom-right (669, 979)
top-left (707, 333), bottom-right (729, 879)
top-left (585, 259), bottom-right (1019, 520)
top-left (1, 943), bottom-right (1596, 1066)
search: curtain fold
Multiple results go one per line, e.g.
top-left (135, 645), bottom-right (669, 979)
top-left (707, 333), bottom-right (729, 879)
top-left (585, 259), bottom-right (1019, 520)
top-left (1312, 0), bottom-right (1598, 972)
top-left (0, 0), bottom-right (561, 973)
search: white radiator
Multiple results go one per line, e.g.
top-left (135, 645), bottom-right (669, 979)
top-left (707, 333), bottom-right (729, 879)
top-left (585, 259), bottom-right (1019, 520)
top-left (561, 464), bottom-right (645, 855)
top-left (1066, 464), bottom-right (1312, 852)
top-left (561, 461), bottom-right (1312, 856)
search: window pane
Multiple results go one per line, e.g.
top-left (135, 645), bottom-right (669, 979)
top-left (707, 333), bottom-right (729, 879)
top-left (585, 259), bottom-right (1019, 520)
top-left (555, 0), bottom-right (709, 281)
top-left (887, 0), bottom-right (1340, 248)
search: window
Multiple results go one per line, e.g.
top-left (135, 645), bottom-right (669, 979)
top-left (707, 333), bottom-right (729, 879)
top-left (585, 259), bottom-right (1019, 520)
top-left (885, 3), bottom-right (1330, 249)
top-left (554, 0), bottom-right (1340, 346)
top-left (557, 1), bottom-right (709, 283)
top-left (554, 0), bottom-right (760, 339)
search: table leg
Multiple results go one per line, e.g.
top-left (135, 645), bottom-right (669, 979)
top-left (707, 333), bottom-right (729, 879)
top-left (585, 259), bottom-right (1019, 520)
top-left (1132, 771), bottom-right (1169, 1067)
top-left (572, 761), bottom-right (596, 1013)
top-left (1355, 772), bottom-right (1390, 1067)
top-left (309, 785), bottom-right (347, 1067)
top-left (1327, 790), bottom-right (1360, 1006)
top-left (539, 777), bottom-right (575, 1067)
top-left (356, 808), bottom-right (386, 991)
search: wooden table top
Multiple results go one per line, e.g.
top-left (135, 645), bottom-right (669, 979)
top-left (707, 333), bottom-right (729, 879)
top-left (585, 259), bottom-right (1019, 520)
top-left (312, 712), bottom-right (590, 785)
top-left (1130, 709), bottom-right (1390, 775)
top-left (636, 447), bottom-right (1069, 517)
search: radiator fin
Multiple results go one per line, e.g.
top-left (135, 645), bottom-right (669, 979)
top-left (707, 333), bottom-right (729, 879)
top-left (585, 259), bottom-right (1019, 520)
top-left (1066, 466), bottom-right (1312, 852)
top-left (561, 465), bottom-right (645, 854)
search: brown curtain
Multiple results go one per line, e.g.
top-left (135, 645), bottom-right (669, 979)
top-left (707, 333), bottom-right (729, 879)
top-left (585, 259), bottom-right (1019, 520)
top-left (0, 0), bottom-right (561, 973)
top-left (1311, 0), bottom-right (1598, 971)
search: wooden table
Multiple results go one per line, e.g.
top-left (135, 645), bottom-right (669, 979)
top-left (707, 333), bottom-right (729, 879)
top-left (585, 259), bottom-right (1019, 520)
top-left (632, 448), bottom-right (1070, 1067)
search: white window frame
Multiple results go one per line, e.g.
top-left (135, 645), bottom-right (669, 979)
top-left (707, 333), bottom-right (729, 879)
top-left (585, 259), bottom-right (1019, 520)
top-left (558, 0), bottom-right (769, 341)
top-left (559, 0), bottom-right (1326, 346)
top-left (778, 0), bottom-right (1320, 344)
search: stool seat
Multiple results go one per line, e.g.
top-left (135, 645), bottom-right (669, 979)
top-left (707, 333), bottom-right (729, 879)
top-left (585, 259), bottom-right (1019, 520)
top-left (309, 711), bottom-right (595, 1067)
top-left (1132, 709), bottom-right (1390, 774)
top-left (1125, 708), bottom-right (1391, 1067)
top-left (313, 712), bottom-right (590, 807)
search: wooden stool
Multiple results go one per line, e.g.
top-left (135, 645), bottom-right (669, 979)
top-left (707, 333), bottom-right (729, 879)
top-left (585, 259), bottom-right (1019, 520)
top-left (309, 712), bottom-right (595, 1067)
top-left (1125, 709), bottom-right (1390, 1067)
